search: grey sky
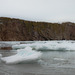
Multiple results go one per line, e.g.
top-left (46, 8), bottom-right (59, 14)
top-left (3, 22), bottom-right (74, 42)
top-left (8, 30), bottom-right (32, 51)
top-left (0, 0), bottom-right (75, 22)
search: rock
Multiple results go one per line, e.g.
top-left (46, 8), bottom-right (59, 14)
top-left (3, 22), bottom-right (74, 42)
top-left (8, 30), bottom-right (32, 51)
top-left (0, 47), bottom-right (12, 50)
top-left (0, 17), bottom-right (75, 41)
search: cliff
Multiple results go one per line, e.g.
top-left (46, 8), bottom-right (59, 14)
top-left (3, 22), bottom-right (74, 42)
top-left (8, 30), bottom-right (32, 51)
top-left (0, 17), bottom-right (75, 41)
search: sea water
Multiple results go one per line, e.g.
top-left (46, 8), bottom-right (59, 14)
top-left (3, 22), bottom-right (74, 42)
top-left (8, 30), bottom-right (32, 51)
top-left (0, 41), bottom-right (75, 75)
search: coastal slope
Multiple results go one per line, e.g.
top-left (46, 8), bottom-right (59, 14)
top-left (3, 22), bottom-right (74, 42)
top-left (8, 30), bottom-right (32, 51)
top-left (0, 17), bottom-right (75, 41)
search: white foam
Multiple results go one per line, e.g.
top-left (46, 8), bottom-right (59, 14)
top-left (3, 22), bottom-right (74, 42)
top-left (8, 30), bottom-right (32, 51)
top-left (12, 41), bottom-right (75, 51)
top-left (1, 47), bottom-right (42, 64)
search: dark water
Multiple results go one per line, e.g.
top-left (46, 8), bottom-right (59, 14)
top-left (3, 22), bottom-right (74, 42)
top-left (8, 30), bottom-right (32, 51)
top-left (0, 41), bottom-right (75, 75)
top-left (0, 50), bottom-right (75, 75)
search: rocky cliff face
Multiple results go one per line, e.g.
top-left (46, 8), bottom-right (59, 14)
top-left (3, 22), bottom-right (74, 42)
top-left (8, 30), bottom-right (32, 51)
top-left (0, 17), bottom-right (75, 41)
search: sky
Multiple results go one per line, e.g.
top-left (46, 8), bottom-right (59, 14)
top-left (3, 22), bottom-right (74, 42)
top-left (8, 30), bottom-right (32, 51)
top-left (0, 0), bottom-right (75, 23)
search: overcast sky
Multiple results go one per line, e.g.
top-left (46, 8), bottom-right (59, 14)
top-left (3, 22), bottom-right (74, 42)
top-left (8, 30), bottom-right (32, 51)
top-left (0, 0), bottom-right (75, 22)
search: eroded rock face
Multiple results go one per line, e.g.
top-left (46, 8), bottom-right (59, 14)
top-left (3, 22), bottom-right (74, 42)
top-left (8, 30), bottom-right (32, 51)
top-left (0, 17), bottom-right (75, 41)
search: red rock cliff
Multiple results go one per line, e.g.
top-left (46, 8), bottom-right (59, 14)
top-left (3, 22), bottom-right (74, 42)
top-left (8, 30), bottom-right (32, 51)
top-left (0, 17), bottom-right (75, 41)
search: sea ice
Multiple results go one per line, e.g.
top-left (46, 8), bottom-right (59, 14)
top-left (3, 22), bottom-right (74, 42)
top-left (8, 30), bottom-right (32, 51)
top-left (12, 41), bottom-right (75, 51)
top-left (1, 47), bottom-right (42, 64)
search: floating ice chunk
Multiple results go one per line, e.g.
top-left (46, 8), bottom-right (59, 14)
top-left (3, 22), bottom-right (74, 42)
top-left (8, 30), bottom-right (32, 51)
top-left (1, 47), bottom-right (42, 64)
top-left (12, 41), bottom-right (75, 51)
top-left (54, 58), bottom-right (65, 61)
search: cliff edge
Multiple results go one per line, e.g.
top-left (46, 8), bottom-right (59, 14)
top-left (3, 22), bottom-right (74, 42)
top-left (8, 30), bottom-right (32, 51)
top-left (0, 17), bottom-right (75, 41)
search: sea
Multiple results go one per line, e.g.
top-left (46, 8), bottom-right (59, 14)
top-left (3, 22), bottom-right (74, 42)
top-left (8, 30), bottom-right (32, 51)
top-left (0, 41), bottom-right (75, 75)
